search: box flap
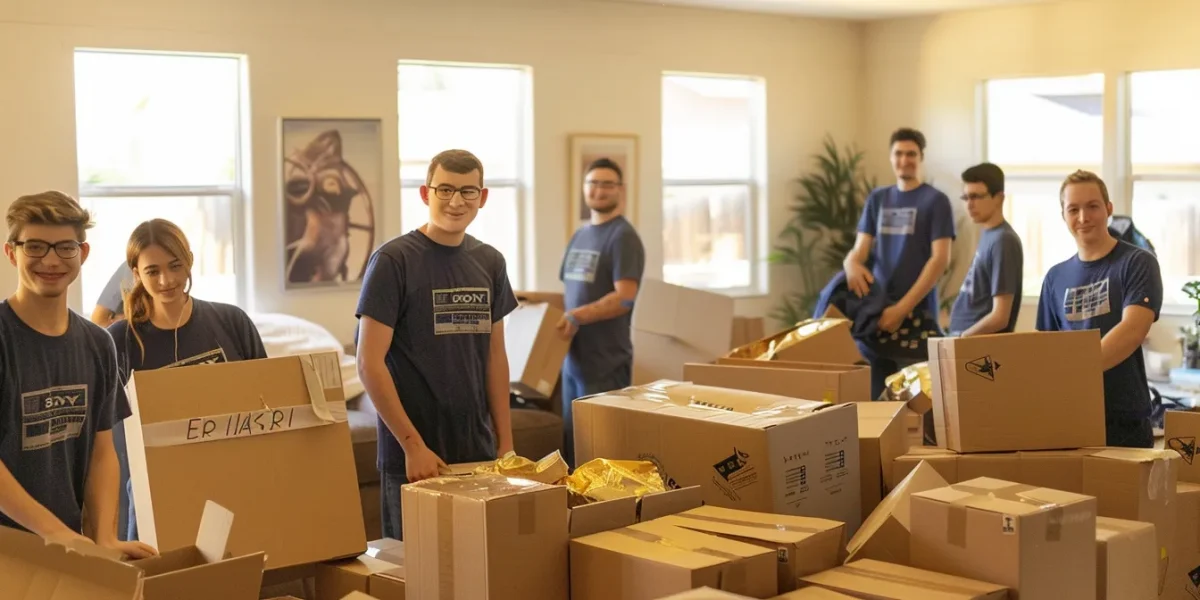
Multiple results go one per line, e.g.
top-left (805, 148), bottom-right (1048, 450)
top-left (857, 402), bottom-right (906, 438)
top-left (577, 381), bottom-right (830, 430)
top-left (639, 485), bottom-right (703, 521)
top-left (573, 521), bottom-right (771, 569)
top-left (406, 472), bottom-right (556, 501)
top-left (570, 497), bottom-right (637, 538)
top-left (0, 525), bottom-right (144, 600)
top-left (846, 461), bottom-right (948, 563)
top-left (663, 505), bottom-right (843, 545)
top-left (801, 559), bottom-right (1007, 598)
top-left (364, 538), bottom-right (404, 566)
top-left (914, 476), bottom-right (1092, 516)
top-left (195, 500), bottom-right (234, 563)
top-left (633, 279), bottom-right (735, 357)
top-left (1087, 448), bottom-right (1177, 464)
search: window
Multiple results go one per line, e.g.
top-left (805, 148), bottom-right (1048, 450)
top-left (1129, 69), bottom-right (1200, 306)
top-left (983, 74), bottom-right (1105, 294)
top-left (398, 62), bottom-right (530, 289)
top-left (73, 50), bottom-right (243, 311)
top-left (661, 74), bottom-right (766, 293)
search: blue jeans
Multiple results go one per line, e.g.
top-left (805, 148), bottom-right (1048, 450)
top-left (561, 364), bottom-right (632, 469)
top-left (381, 471), bottom-right (407, 541)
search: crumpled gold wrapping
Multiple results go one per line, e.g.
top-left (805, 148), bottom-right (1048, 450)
top-left (882, 362), bottom-right (931, 402)
top-left (726, 317), bottom-right (845, 361)
top-left (472, 450), bottom-right (570, 485)
top-left (563, 458), bottom-right (666, 506)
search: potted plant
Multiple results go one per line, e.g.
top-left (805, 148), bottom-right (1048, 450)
top-left (768, 135), bottom-right (876, 326)
top-left (1183, 281), bottom-right (1200, 369)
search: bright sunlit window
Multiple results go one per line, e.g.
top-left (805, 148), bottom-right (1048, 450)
top-left (398, 62), bottom-right (530, 290)
top-left (661, 73), bottom-right (766, 293)
top-left (1129, 69), bottom-right (1200, 306)
top-left (984, 74), bottom-right (1105, 295)
top-left (74, 50), bottom-right (244, 312)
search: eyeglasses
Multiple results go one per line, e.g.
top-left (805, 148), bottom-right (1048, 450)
top-left (960, 193), bottom-right (992, 202)
top-left (429, 184), bottom-right (482, 202)
top-left (14, 239), bottom-right (82, 259)
top-left (585, 180), bottom-right (621, 190)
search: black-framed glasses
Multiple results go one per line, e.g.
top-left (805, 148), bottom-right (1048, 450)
top-left (960, 193), bottom-right (991, 202)
top-left (430, 184), bottom-right (482, 202)
top-left (14, 240), bottom-right (82, 259)
top-left (585, 180), bottom-right (622, 190)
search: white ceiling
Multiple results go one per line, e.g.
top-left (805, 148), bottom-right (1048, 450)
top-left (599, 0), bottom-right (1060, 20)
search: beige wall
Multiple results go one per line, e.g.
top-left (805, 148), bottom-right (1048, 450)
top-left (863, 0), bottom-right (1199, 363)
top-left (0, 0), bottom-right (863, 342)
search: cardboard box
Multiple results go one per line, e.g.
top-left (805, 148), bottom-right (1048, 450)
top-left (684, 359), bottom-right (871, 405)
top-left (0, 500), bottom-right (265, 600)
top-left (772, 588), bottom-right (856, 599)
top-left (1165, 410), bottom-right (1200, 483)
top-left (730, 317), bottom-right (766, 351)
top-left (658, 505), bottom-right (845, 593)
top-left (727, 318), bottom-right (864, 366)
top-left (124, 353), bottom-right (366, 570)
top-left (927, 330), bottom-right (1106, 452)
top-left (798, 559), bottom-right (1009, 599)
top-left (570, 520), bottom-right (778, 600)
top-left (910, 477), bottom-right (1097, 600)
top-left (632, 279), bottom-right (735, 384)
top-left (855, 401), bottom-right (909, 520)
top-left (402, 473), bottom-right (568, 600)
top-left (846, 460), bottom-right (949, 566)
top-left (891, 447), bottom-right (1095, 492)
top-left (1095, 517), bottom-right (1157, 600)
top-left (505, 301), bottom-right (571, 399)
top-left (657, 588), bottom-right (755, 599)
top-left (315, 547), bottom-right (405, 600)
top-left (1168, 482), bottom-right (1200, 600)
top-left (574, 381), bottom-right (862, 532)
top-left (568, 485), bottom-right (705, 538)
top-left (515, 290), bottom-right (565, 311)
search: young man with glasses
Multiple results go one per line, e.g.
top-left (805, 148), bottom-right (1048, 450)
top-left (0, 191), bottom-right (155, 559)
top-left (355, 149), bottom-right (518, 540)
top-left (555, 158), bottom-right (645, 468)
top-left (948, 163), bottom-right (1024, 337)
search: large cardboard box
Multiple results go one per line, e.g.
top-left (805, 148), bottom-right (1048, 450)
top-left (574, 381), bottom-right (862, 532)
top-left (727, 318), bottom-right (864, 366)
top-left (124, 353), bottom-right (366, 570)
top-left (927, 330), bottom-right (1106, 452)
top-left (1095, 517), bottom-right (1157, 600)
top-left (658, 505), bottom-right (845, 593)
top-left (1165, 410), bottom-right (1200, 483)
top-left (570, 520), bottom-right (778, 600)
top-left (890, 447), bottom-right (1094, 491)
top-left (910, 477), bottom-right (1097, 600)
top-left (798, 559), bottom-right (1009, 599)
top-left (402, 473), bottom-right (568, 600)
top-left (632, 279), bottom-right (735, 384)
top-left (855, 401), bottom-right (909, 520)
top-left (730, 317), bottom-right (767, 351)
top-left (846, 461), bottom-right (949, 566)
top-left (1168, 482), bottom-right (1200, 600)
top-left (685, 359), bottom-right (871, 405)
top-left (315, 538), bottom-right (406, 600)
top-left (0, 501), bottom-right (265, 600)
top-left (505, 301), bottom-right (571, 400)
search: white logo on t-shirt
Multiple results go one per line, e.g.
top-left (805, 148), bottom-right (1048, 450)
top-left (166, 348), bottom-right (228, 369)
top-left (21, 384), bottom-right (89, 451)
top-left (563, 249), bottom-right (601, 283)
top-left (432, 287), bottom-right (493, 335)
top-left (879, 208), bottom-right (918, 235)
top-left (1063, 278), bottom-right (1111, 322)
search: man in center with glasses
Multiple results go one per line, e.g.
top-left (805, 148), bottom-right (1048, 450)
top-left (556, 158), bottom-right (645, 468)
top-left (355, 149), bottom-right (518, 540)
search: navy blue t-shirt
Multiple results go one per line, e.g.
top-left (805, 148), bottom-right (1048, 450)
top-left (1036, 241), bottom-right (1162, 418)
top-left (857, 183), bottom-right (957, 316)
top-left (356, 230), bottom-right (518, 476)
top-left (560, 216), bottom-right (645, 381)
top-left (0, 302), bottom-right (129, 534)
top-left (949, 221), bottom-right (1024, 334)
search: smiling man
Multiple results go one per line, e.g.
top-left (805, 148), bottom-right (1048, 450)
top-left (1036, 170), bottom-right (1162, 448)
top-left (355, 149), bottom-right (518, 540)
top-left (949, 163), bottom-right (1024, 337)
top-left (0, 191), bottom-right (155, 559)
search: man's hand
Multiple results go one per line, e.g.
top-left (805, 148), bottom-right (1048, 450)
top-left (405, 444), bottom-right (448, 482)
top-left (555, 313), bottom-right (579, 340)
top-left (100, 538), bottom-right (158, 560)
top-left (497, 439), bottom-right (514, 457)
top-left (879, 304), bottom-right (908, 333)
top-left (845, 263), bottom-right (874, 298)
top-left (46, 529), bottom-right (93, 548)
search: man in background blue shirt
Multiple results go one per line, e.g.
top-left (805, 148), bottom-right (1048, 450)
top-left (1037, 170), bottom-right (1162, 448)
top-left (949, 162), bottom-right (1023, 336)
top-left (844, 128), bottom-right (955, 398)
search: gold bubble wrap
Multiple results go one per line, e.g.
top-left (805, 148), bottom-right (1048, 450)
top-left (726, 317), bottom-right (846, 361)
top-left (882, 362), bottom-right (931, 402)
top-left (564, 458), bottom-right (666, 506)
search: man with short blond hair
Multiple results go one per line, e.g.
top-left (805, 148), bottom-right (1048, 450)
top-left (1036, 170), bottom-right (1162, 448)
top-left (0, 191), bottom-right (155, 558)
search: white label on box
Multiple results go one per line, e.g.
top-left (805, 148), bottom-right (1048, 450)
top-left (1001, 514), bottom-right (1017, 535)
top-left (140, 400), bottom-right (348, 448)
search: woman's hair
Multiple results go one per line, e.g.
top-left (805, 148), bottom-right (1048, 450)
top-left (122, 219), bottom-right (194, 359)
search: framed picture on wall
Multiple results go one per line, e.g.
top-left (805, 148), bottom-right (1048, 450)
top-left (279, 118), bottom-right (381, 291)
top-left (567, 133), bottom-right (639, 241)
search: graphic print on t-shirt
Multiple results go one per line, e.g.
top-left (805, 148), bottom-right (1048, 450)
top-left (165, 348), bottom-right (228, 369)
top-left (1063, 278), bottom-right (1111, 322)
top-left (21, 384), bottom-right (88, 451)
top-left (563, 249), bottom-right (601, 283)
top-left (879, 207), bottom-right (918, 235)
top-left (432, 287), bottom-right (493, 335)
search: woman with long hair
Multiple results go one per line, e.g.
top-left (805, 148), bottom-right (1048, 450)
top-left (108, 218), bottom-right (267, 541)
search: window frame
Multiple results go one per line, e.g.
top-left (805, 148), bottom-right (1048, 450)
top-left (397, 60), bottom-right (531, 291)
top-left (73, 49), bottom-right (249, 311)
top-left (660, 72), bottom-right (768, 298)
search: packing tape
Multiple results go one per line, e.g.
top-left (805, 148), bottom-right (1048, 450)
top-left (672, 512), bottom-right (831, 535)
top-left (615, 528), bottom-right (747, 592)
top-left (437, 493), bottom-right (455, 600)
top-left (839, 564), bottom-right (997, 595)
top-left (517, 494), bottom-right (536, 536)
top-left (943, 481), bottom-right (1065, 546)
top-left (140, 400), bottom-right (347, 448)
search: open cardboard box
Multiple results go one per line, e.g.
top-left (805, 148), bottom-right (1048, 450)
top-left (0, 500), bottom-right (265, 600)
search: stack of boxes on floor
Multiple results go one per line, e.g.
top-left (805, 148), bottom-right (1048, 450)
top-left (5, 278), bottom-right (1195, 600)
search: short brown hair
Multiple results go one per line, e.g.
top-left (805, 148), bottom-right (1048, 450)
top-left (426, 149), bottom-right (484, 186)
top-left (1059, 170), bottom-right (1111, 206)
top-left (6, 191), bottom-right (94, 243)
